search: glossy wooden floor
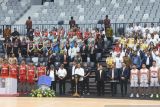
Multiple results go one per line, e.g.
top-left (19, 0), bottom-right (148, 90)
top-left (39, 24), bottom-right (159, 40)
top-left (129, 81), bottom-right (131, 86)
top-left (0, 97), bottom-right (160, 107)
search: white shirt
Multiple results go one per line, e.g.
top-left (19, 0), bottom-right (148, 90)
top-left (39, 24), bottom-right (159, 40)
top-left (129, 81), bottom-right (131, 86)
top-left (152, 51), bottom-right (158, 61)
top-left (49, 70), bottom-right (55, 81)
top-left (156, 26), bottom-right (160, 32)
top-left (142, 27), bottom-right (149, 34)
top-left (57, 68), bottom-right (67, 78)
top-left (150, 38), bottom-right (158, 45)
top-left (72, 65), bottom-right (76, 76)
top-left (126, 27), bottom-right (133, 35)
top-left (146, 33), bottom-right (151, 39)
top-left (146, 57), bottom-right (150, 65)
top-left (154, 34), bottom-right (159, 40)
top-left (112, 69), bottom-right (114, 79)
top-left (156, 56), bottom-right (160, 67)
top-left (149, 27), bottom-right (156, 34)
top-left (74, 68), bottom-right (84, 81)
top-left (99, 70), bottom-right (102, 78)
top-left (114, 57), bottom-right (122, 68)
top-left (71, 46), bottom-right (80, 58)
top-left (120, 51), bottom-right (125, 60)
top-left (134, 25), bottom-right (142, 32)
top-left (67, 47), bottom-right (72, 57)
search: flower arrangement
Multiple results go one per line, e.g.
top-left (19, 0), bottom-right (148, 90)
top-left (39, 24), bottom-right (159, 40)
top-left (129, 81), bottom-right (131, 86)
top-left (30, 89), bottom-right (55, 97)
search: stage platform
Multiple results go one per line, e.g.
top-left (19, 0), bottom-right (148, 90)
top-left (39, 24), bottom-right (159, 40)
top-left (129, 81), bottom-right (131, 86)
top-left (0, 97), bottom-right (160, 107)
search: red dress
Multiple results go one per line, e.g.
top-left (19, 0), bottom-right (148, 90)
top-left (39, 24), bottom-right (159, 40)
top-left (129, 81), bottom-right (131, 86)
top-left (1, 64), bottom-right (9, 76)
top-left (27, 66), bottom-right (35, 84)
top-left (76, 31), bottom-right (83, 39)
top-left (37, 67), bottom-right (46, 78)
top-left (68, 31), bottom-right (75, 38)
top-left (19, 65), bottom-right (27, 82)
top-left (44, 32), bottom-right (48, 37)
top-left (34, 31), bottom-right (41, 36)
top-left (84, 32), bottom-right (90, 39)
top-left (52, 31), bottom-right (57, 36)
top-left (9, 64), bottom-right (18, 78)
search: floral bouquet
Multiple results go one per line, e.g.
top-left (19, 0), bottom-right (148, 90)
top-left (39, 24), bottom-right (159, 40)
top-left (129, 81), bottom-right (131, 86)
top-left (30, 89), bottom-right (55, 97)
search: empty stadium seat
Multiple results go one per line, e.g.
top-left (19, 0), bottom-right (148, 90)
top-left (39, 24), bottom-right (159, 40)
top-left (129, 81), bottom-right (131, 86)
top-left (30, 0), bottom-right (160, 24)
top-left (0, 0), bottom-right (31, 25)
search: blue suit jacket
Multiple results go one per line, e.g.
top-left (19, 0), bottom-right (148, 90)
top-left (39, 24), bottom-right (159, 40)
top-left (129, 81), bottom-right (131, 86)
top-left (120, 67), bottom-right (130, 79)
top-left (142, 56), bottom-right (153, 67)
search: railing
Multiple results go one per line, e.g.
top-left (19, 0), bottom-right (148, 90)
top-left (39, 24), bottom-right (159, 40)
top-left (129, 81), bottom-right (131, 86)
top-left (0, 22), bottom-right (159, 36)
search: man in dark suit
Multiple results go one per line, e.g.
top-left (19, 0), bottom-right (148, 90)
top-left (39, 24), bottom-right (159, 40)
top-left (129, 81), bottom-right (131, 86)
top-left (120, 62), bottom-right (130, 97)
top-left (80, 43), bottom-right (88, 62)
top-left (83, 63), bottom-right (91, 95)
top-left (107, 64), bottom-right (118, 96)
top-left (141, 51), bottom-right (153, 69)
top-left (95, 64), bottom-right (106, 96)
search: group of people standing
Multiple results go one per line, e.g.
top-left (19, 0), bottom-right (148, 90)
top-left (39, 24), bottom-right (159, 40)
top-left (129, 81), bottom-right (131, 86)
top-left (0, 59), bottom-right (46, 93)
top-left (104, 22), bottom-right (160, 98)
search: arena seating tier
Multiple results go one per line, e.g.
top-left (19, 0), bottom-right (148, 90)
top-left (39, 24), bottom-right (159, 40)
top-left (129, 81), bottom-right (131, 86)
top-left (32, 0), bottom-right (160, 24)
top-left (0, 0), bottom-right (31, 25)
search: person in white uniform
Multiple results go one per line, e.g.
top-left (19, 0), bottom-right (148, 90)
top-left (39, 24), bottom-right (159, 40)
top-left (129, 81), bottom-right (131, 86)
top-left (149, 60), bottom-right (160, 98)
top-left (57, 64), bottom-right (67, 95)
top-left (74, 64), bottom-right (84, 96)
top-left (130, 64), bottom-right (140, 98)
top-left (139, 64), bottom-right (149, 97)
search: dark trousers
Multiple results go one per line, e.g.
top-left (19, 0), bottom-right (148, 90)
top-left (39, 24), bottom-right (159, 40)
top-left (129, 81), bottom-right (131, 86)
top-left (27, 28), bottom-right (31, 35)
top-left (13, 47), bottom-right (19, 57)
top-left (83, 78), bottom-right (89, 93)
top-left (78, 81), bottom-right (84, 95)
top-left (50, 81), bottom-right (56, 92)
top-left (120, 79), bottom-right (128, 96)
top-left (71, 79), bottom-right (75, 94)
top-left (116, 68), bottom-right (121, 80)
top-left (97, 81), bottom-right (104, 96)
top-left (81, 55), bottom-right (87, 62)
top-left (59, 79), bottom-right (65, 95)
top-left (111, 82), bottom-right (117, 96)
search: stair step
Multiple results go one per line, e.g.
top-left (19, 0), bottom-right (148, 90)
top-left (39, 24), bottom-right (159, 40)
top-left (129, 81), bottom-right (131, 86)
top-left (90, 91), bottom-right (111, 93)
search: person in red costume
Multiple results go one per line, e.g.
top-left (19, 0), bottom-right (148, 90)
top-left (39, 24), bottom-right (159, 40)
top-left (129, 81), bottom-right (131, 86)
top-left (76, 27), bottom-right (83, 39)
top-left (19, 60), bottom-right (27, 94)
top-left (33, 27), bottom-right (41, 37)
top-left (1, 59), bottom-right (9, 77)
top-left (27, 61), bottom-right (36, 92)
top-left (9, 60), bottom-right (18, 78)
top-left (37, 63), bottom-right (46, 78)
top-left (114, 41), bottom-right (121, 55)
